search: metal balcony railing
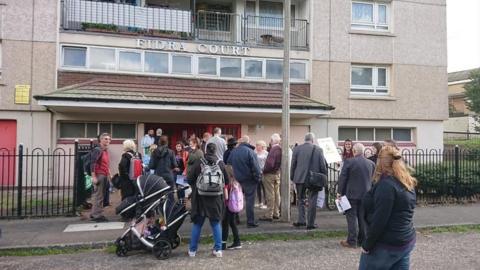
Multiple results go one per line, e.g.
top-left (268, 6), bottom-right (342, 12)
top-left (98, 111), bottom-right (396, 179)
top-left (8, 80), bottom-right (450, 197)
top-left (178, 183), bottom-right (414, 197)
top-left (61, 0), bottom-right (192, 38)
top-left (61, 0), bottom-right (309, 49)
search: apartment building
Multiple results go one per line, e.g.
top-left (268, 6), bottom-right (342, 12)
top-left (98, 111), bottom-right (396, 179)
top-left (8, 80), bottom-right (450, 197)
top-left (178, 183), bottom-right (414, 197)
top-left (0, 0), bottom-right (448, 173)
top-left (444, 68), bottom-right (479, 133)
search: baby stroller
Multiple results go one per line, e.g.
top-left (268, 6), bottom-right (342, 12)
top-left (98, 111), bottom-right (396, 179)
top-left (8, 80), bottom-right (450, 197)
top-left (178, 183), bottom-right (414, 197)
top-left (115, 174), bottom-right (189, 260)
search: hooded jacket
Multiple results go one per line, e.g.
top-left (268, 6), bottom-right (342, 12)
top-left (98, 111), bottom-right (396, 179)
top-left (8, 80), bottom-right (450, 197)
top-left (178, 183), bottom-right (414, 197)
top-left (148, 145), bottom-right (178, 184)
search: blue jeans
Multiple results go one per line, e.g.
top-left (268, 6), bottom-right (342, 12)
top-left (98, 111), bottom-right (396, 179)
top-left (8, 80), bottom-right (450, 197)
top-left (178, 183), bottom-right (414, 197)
top-left (189, 216), bottom-right (222, 252)
top-left (359, 242), bottom-right (415, 270)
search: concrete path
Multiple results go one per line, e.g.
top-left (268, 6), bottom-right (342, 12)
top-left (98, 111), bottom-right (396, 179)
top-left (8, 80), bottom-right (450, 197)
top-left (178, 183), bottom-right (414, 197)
top-left (0, 203), bottom-right (479, 250)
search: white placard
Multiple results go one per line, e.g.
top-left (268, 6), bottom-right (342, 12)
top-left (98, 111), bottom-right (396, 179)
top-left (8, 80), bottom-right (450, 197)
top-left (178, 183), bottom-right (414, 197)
top-left (317, 137), bottom-right (342, 164)
top-left (335, 196), bottom-right (352, 214)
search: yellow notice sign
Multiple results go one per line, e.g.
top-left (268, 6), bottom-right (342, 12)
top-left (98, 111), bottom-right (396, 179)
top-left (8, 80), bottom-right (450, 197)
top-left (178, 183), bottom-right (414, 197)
top-left (15, 85), bottom-right (30, 104)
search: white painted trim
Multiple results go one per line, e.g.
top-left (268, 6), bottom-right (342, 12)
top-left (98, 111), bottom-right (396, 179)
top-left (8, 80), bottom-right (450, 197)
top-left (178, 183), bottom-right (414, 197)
top-left (448, 79), bottom-right (471, 86)
top-left (37, 100), bottom-right (331, 115)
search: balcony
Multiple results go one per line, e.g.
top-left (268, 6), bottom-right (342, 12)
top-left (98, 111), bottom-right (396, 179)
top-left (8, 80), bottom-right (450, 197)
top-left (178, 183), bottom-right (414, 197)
top-left (61, 0), bottom-right (309, 49)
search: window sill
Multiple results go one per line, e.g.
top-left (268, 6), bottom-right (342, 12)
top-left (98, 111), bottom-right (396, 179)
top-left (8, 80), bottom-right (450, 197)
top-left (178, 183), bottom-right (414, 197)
top-left (349, 29), bottom-right (396, 37)
top-left (349, 95), bottom-right (397, 101)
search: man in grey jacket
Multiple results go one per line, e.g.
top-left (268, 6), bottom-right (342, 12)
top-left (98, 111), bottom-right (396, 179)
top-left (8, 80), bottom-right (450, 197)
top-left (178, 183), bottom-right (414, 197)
top-left (337, 143), bottom-right (375, 248)
top-left (206, 127), bottom-right (227, 161)
top-left (291, 132), bottom-right (327, 230)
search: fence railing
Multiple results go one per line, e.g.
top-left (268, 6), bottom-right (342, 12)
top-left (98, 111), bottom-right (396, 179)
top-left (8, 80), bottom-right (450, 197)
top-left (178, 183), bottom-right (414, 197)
top-left (324, 146), bottom-right (480, 210)
top-left (61, 0), bottom-right (310, 49)
top-left (444, 131), bottom-right (480, 145)
top-left (0, 145), bottom-right (77, 218)
top-left (62, 0), bottom-right (192, 37)
top-left (243, 15), bottom-right (309, 48)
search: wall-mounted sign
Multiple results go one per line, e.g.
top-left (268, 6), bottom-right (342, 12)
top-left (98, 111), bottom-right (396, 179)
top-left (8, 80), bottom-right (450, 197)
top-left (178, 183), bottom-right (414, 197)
top-left (136, 39), bottom-right (250, 56)
top-left (14, 85), bottom-right (30, 105)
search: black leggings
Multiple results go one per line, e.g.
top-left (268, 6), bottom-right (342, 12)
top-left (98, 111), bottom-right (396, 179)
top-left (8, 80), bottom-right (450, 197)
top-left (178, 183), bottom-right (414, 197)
top-left (222, 207), bottom-right (240, 244)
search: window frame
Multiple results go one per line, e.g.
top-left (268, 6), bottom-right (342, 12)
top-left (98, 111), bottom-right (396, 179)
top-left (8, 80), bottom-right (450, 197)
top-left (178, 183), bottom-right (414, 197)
top-left (338, 127), bottom-right (413, 142)
top-left (351, 1), bottom-right (390, 31)
top-left (62, 46), bottom-right (88, 68)
top-left (60, 45), bottom-right (309, 83)
top-left (350, 65), bottom-right (389, 95)
top-left (118, 49), bottom-right (143, 72)
top-left (58, 122), bottom-right (137, 140)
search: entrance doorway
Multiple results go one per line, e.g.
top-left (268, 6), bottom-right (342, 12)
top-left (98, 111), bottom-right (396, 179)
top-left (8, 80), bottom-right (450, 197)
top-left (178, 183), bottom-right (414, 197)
top-left (143, 123), bottom-right (241, 147)
top-left (0, 120), bottom-right (17, 185)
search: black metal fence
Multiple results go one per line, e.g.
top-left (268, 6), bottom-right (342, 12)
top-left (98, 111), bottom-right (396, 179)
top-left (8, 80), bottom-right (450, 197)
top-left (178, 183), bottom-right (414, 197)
top-left (0, 145), bottom-right (78, 218)
top-left (325, 146), bottom-right (480, 210)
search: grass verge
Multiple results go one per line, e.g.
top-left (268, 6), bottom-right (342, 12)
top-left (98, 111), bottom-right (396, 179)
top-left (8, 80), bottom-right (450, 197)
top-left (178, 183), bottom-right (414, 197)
top-left (2, 224), bottom-right (480, 257)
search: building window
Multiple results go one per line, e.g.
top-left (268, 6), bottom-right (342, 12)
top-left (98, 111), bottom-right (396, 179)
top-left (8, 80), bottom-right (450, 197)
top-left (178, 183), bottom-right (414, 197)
top-left (291, 62), bottom-right (306, 79)
top-left (338, 127), bottom-right (412, 142)
top-left (266, 60), bottom-right (283, 79)
top-left (220, 57), bottom-right (241, 78)
top-left (59, 122), bottom-right (136, 139)
top-left (145, 52), bottom-right (168, 73)
top-left (245, 60), bottom-right (263, 78)
top-left (63, 47), bottom-right (86, 67)
top-left (198, 57), bottom-right (217, 75)
top-left (60, 45), bottom-right (309, 82)
top-left (119, 51), bottom-right (142, 72)
top-left (351, 1), bottom-right (389, 31)
top-left (172, 55), bottom-right (191, 74)
top-left (90, 48), bottom-right (116, 70)
top-left (351, 65), bottom-right (389, 95)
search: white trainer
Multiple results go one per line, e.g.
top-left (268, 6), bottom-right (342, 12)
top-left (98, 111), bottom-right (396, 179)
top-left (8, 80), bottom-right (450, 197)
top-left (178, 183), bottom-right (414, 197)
top-left (188, 250), bottom-right (196, 257)
top-left (212, 250), bottom-right (223, 258)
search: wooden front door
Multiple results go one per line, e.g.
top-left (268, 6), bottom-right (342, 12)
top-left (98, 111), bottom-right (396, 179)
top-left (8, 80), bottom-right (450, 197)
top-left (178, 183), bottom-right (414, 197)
top-left (0, 120), bottom-right (17, 186)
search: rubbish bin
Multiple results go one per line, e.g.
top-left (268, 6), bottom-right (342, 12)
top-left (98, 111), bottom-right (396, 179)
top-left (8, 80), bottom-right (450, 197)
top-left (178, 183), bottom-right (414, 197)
top-left (75, 144), bottom-right (94, 208)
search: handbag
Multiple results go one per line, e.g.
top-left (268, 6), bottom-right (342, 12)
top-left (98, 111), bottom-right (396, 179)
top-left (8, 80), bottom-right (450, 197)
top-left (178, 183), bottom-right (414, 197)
top-left (304, 146), bottom-right (327, 191)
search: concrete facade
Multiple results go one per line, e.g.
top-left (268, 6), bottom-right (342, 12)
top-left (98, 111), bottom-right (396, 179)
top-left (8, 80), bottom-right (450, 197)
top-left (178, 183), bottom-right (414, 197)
top-left (0, 0), bottom-right (58, 149)
top-left (1, 0), bottom-right (449, 168)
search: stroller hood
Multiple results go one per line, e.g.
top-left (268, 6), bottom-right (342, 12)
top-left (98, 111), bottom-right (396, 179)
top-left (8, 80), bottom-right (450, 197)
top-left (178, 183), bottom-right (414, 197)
top-left (137, 174), bottom-right (170, 198)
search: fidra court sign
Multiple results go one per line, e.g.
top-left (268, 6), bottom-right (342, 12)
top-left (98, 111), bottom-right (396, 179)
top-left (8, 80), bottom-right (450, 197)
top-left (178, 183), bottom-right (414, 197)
top-left (136, 39), bottom-right (250, 56)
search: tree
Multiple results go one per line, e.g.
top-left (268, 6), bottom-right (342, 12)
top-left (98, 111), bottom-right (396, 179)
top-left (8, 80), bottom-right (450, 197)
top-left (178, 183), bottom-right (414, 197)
top-left (464, 70), bottom-right (480, 132)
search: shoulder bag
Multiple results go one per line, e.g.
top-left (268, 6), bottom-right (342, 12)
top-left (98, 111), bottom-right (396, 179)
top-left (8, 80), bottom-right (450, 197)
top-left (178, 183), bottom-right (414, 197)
top-left (305, 145), bottom-right (328, 191)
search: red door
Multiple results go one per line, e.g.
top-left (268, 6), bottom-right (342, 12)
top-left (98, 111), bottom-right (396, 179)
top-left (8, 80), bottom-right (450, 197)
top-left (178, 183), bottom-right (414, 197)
top-left (0, 120), bottom-right (17, 185)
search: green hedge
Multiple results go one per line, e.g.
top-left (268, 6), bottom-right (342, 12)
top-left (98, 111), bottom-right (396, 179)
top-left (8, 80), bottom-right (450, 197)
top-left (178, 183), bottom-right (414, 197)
top-left (414, 162), bottom-right (480, 198)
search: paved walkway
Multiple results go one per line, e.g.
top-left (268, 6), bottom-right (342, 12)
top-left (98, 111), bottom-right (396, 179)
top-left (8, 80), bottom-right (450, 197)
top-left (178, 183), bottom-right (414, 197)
top-left (1, 232), bottom-right (479, 270)
top-left (1, 201), bottom-right (479, 250)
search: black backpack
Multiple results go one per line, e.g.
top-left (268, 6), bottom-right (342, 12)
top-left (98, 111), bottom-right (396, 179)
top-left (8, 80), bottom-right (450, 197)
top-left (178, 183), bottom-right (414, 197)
top-left (81, 146), bottom-right (100, 176)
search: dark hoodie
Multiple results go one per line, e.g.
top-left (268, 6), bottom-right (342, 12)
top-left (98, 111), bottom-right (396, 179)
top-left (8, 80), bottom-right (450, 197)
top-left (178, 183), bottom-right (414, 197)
top-left (148, 145), bottom-right (178, 185)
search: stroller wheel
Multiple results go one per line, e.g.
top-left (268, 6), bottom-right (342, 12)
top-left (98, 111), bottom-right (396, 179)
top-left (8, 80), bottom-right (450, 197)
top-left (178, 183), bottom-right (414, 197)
top-left (153, 239), bottom-right (172, 260)
top-left (171, 234), bottom-right (181, 250)
top-left (115, 238), bottom-right (128, 257)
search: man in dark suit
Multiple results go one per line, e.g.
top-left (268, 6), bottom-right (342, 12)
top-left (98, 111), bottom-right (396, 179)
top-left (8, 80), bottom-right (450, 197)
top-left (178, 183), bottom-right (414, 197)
top-left (291, 132), bottom-right (327, 230)
top-left (337, 143), bottom-right (375, 248)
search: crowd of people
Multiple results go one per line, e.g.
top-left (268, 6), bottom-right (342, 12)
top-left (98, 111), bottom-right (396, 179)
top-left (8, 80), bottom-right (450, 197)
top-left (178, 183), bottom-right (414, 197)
top-left (86, 129), bottom-right (417, 269)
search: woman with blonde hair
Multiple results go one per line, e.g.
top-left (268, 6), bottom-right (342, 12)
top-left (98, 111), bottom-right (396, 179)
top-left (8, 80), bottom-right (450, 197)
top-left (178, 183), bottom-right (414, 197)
top-left (359, 146), bottom-right (417, 270)
top-left (255, 140), bottom-right (268, 208)
top-left (118, 139), bottom-right (142, 200)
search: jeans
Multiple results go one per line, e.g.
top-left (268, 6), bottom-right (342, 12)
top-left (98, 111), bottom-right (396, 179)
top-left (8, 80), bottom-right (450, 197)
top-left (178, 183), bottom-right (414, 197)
top-left (189, 216), bottom-right (222, 252)
top-left (103, 180), bottom-right (110, 207)
top-left (222, 207), bottom-right (240, 245)
top-left (359, 242), bottom-right (415, 270)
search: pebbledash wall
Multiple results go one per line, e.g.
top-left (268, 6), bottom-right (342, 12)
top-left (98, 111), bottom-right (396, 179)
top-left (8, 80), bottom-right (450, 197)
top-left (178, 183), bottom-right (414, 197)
top-left (0, 0), bottom-right (58, 151)
top-left (0, 0), bottom-right (448, 176)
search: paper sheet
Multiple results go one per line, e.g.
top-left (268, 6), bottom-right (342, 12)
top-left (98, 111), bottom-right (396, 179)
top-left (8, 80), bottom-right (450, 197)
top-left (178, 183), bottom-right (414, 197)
top-left (335, 195), bottom-right (352, 213)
